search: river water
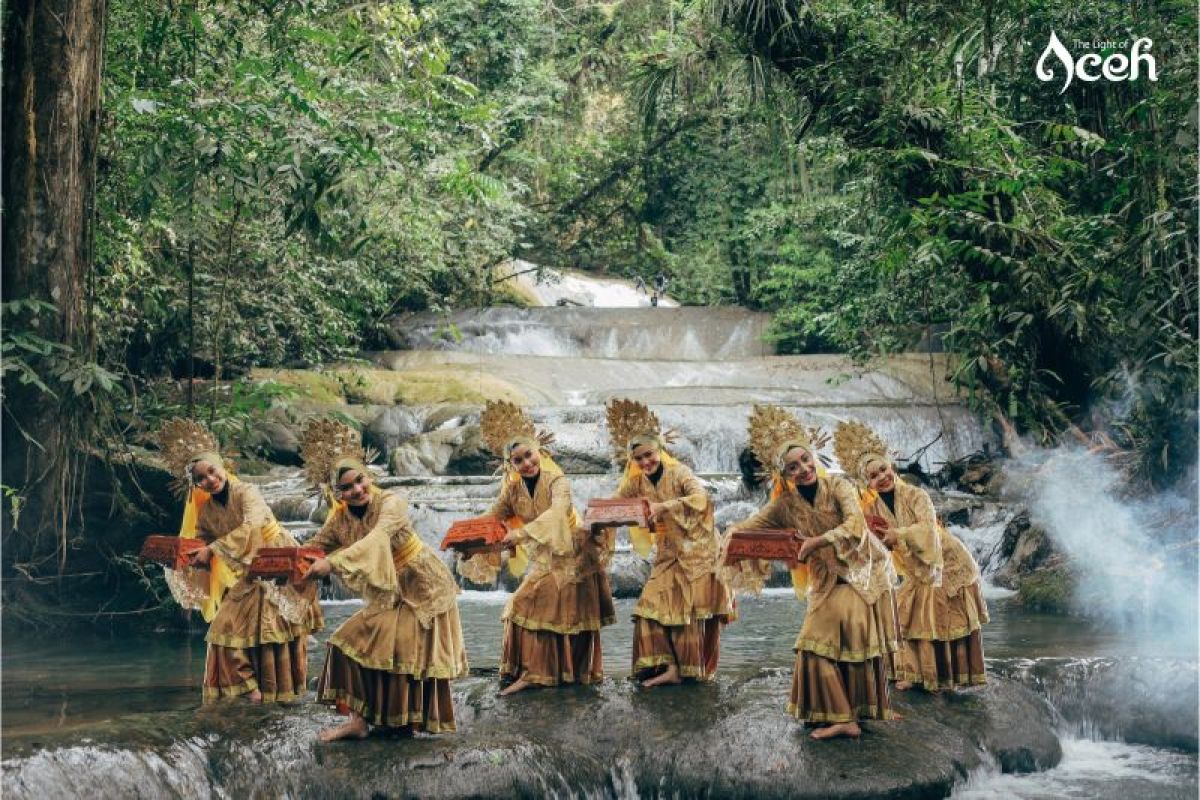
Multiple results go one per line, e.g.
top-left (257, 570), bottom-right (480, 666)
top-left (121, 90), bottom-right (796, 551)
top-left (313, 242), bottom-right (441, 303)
top-left (5, 278), bottom-right (1196, 796)
top-left (3, 592), bottom-right (1196, 798)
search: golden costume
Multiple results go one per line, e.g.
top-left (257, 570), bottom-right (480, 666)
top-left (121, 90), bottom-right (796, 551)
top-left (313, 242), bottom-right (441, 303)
top-left (606, 399), bottom-right (734, 681)
top-left (834, 421), bottom-right (988, 691)
top-left (728, 407), bottom-right (899, 724)
top-left (463, 400), bottom-right (615, 687)
top-left (156, 418), bottom-right (322, 703)
top-left (303, 419), bottom-right (468, 731)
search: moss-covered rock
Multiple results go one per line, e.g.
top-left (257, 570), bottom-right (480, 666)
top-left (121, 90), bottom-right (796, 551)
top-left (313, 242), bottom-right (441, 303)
top-left (1016, 563), bottom-right (1075, 613)
top-left (249, 368), bottom-right (346, 405)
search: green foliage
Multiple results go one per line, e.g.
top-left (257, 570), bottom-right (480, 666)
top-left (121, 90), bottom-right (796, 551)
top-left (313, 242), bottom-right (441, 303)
top-left (59, 0), bottom-right (1200, 490)
top-left (615, 0), bottom-right (1196, 483)
top-left (97, 0), bottom-right (528, 376)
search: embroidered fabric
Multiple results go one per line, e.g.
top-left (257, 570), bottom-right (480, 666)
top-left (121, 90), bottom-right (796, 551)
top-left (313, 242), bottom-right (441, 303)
top-left (259, 579), bottom-right (311, 625)
top-left (164, 566), bottom-right (209, 611)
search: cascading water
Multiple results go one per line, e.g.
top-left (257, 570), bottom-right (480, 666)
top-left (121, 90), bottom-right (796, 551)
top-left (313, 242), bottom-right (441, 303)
top-left (3, 270), bottom-right (1194, 799)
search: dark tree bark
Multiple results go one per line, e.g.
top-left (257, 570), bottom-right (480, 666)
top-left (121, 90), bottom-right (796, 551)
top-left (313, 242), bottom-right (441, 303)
top-left (2, 0), bottom-right (108, 570)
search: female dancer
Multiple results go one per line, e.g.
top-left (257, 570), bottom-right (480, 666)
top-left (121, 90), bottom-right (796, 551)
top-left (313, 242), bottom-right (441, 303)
top-left (727, 406), bottom-right (899, 740)
top-left (300, 419), bottom-right (468, 741)
top-left (460, 400), bottom-right (614, 696)
top-left (833, 420), bottom-right (988, 691)
top-left (604, 399), bottom-right (734, 687)
top-left (157, 418), bottom-right (321, 703)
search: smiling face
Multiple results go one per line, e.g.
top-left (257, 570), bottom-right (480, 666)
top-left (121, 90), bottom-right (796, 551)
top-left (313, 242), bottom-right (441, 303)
top-left (190, 460), bottom-right (227, 494)
top-left (782, 446), bottom-right (817, 486)
top-left (508, 444), bottom-right (541, 478)
top-left (335, 467), bottom-right (372, 507)
top-left (630, 442), bottom-right (661, 475)
top-left (863, 458), bottom-right (896, 493)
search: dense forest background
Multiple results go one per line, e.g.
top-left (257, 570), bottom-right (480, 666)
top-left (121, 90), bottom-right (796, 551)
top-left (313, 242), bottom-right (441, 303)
top-left (2, 0), bottom-right (1196, 594)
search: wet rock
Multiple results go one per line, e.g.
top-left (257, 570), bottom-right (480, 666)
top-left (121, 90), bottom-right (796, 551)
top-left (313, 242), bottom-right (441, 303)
top-left (363, 406), bottom-right (423, 456)
top-left (992, 656), bottom-right (1199, 752)
top-left (1, 673), bottom-right (1060, 800)
top-left (1015, 562), bottom-right (1075, 613)
top-left (443, 427), bottom-right (491, 475)
top-left (421, 404), bottom-right (478, 433)
top-left (244, 420), bottom-right (302, 466)
top-left (608, 551), bottom-right (651, 598)
top-left (994, 511), bottom-right (1058, 589)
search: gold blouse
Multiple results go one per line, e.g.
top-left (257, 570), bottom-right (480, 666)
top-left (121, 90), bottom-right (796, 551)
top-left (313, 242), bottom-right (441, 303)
top-left (488, 469), bottom-right (584, 584)
top-left (615, 461), bottom-right (720, 581)
top-left (197, 480), bottom-right (291, 572)
top-left (865, 481), bottom-right (981, 595)
top-left (730, 475), bottom-right (895, 610)
top-left (308, 489), bottom-right (458, 627)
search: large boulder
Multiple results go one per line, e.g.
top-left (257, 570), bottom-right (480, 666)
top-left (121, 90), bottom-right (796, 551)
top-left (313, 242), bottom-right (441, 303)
top-left (243, 420), bottom-right (302, 466)
top-left (363, 406), bottom-right (423, 456)
top-left (1, 672), bottom-right (1061, 800)
top-left (993, 511), bottom-right (1058, 589)
top-left (991, 656), bottom-right (1199, 752)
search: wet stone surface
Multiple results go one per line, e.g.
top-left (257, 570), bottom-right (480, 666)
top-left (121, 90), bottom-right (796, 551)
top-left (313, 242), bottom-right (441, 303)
top-left (2, 672), bottom-right (1060, 800)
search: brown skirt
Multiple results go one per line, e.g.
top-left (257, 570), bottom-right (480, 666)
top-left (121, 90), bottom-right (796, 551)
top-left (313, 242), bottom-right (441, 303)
top-left (500, 621), bottom-right (604, 686)
top-left (787, 650), bottom-right (894, 723)
top-left (631, 616), bottom-right (724, 680)
top-left (203, 638), bottom-right (307, 702)
top-left (894, 628), bottom-right (987, 690)
top-left (506, 568), bottom-right (616, 634)
top-left (317, 644), bottom-right (456, 732)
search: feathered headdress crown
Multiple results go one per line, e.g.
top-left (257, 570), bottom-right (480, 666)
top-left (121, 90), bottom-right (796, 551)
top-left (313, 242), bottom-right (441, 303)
top-left (604, 398), bottom-right (678, 465)
top-left (156, 418), bottom-right (224, 497)
top-left (299, 417), bottom-right (376, 491)
top-left (746, 405), bottom-right (831, 478)
top-left (832, 420), bottom-right (892, 480)
top-left (479, 400), bottom-right (554, 460)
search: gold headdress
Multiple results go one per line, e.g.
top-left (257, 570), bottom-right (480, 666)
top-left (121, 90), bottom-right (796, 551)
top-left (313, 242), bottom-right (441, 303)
top-left (479, 400), bottom-right (554, 460)
top-left (156, 418), bottom-right (225, 497)
top-left (604, 398), bottom-right (678, 465)
top-left (300, 417), bottom-right (376, 492)
top-left (746, 405), bottom-right (830, 478)
top-left (832, 420), bottom-right (892, 481)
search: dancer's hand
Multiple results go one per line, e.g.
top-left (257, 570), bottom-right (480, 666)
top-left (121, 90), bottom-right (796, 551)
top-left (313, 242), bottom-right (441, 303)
top-left (501, 529), bottom-right (522, 547)
top-left (189, 546), bottom-right (213, 567)
top-left (798, 536), bottom-right (828, 560)
top-left (648, 502), bottom-right (668, 524)
top-left (306, 557), bottom-right (333, 579)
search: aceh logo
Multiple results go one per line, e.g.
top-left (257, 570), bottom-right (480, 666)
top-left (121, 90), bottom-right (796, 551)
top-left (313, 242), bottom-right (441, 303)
top-left (1036, 31), bottom-right (1158, 94)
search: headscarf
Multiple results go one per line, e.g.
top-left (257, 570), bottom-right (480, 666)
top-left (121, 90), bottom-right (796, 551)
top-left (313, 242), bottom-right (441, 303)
top-left (857, 453), bottom-right (890, 482)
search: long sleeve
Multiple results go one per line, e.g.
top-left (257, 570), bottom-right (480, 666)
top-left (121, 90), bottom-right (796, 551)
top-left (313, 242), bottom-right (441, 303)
top-left (517, 475), bottom-right (575, 556)
top-left (327, 493), bottom-right (414, 595)
top-left (207, 484), bottom-right (274, 566)
top-left (820, 478), bottom-right (869, 547)
top-left (488, 481), bottom-right (515, 521)
top-left (305, 515), bottom-right (346, 554)
top-left (658, 469), bottom-right (712, 540)
top-left (891, 485), bottom-right (942, 569)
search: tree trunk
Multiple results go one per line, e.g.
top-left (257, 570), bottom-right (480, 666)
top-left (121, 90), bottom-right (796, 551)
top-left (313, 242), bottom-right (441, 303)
top-left (2, 0), bottom-right (108, 571)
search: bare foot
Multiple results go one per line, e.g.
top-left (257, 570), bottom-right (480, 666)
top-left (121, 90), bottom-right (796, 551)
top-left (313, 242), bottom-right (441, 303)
top-left (499, 674), bottom-right (534, 696)
top-left (894, 680), bottom-right (913, 691)
top-left (642, 665), bottom-right (682, 688)
top-left (318, 713), bottom-right (369, 742)
top-left (247, 689), bottom-right (264, 704)
top-left (810, 721), bottom-right (861, 740)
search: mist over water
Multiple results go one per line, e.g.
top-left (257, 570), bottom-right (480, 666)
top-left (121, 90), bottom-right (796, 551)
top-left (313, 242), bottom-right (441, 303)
top-left (1006, 446), bottom-right (1198, 646)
